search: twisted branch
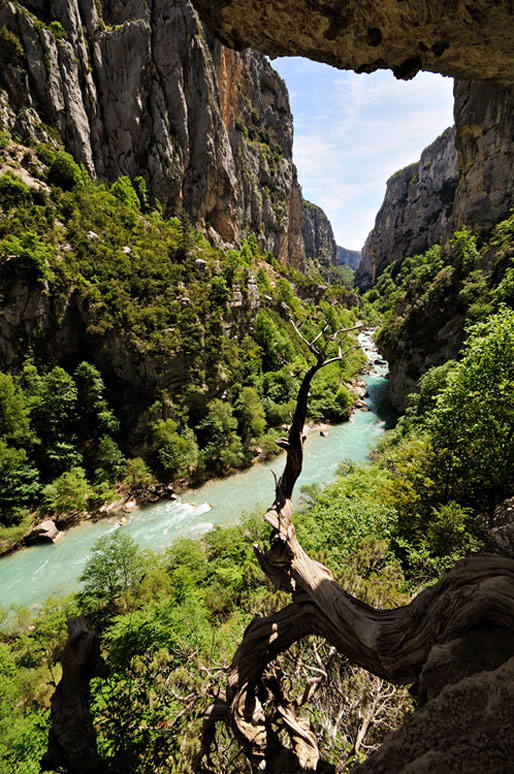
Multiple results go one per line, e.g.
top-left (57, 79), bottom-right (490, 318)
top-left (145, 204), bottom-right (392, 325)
top-left (195, 323), bottom-right (514, 772)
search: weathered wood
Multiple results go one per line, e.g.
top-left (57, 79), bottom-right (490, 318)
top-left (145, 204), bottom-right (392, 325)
top-left (196, 325), bottom-right (514, 772)
top-left (40, 617), bottom-right (109, 774)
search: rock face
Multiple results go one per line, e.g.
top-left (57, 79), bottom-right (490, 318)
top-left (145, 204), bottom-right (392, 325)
top-left (191, 0), bottom-right (514, 87)
top-left (356, 127), bottom-right (459, 289)
top-left (354, 654), bottom-right (514, 774)
top-left (0, 0), bottom-right (310, 265)
top-left (337, 246), bottom-right (361, 270)
top-left (357, 80), bottom-right (514, 289)
top-left (453, 79), bottom-right (514, 234)
top-left (301, 200), bottom-right (338, 268)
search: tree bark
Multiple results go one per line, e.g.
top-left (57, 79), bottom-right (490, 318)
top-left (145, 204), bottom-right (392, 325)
top-left (195, 326), bottom-right (514, 772)
top-left (40, 617), bottom-right (109, 774)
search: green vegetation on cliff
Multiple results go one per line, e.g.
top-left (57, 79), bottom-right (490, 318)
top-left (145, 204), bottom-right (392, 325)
top-left (369, 216), bottom-right (514, 360)
top-left (3, 304), bottom-right (514, 772)
top-left (0, 133), bottom-right (362, 539)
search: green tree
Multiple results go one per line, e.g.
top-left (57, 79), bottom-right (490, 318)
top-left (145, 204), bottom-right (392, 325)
top-left (0, 441), bottom-right (39, 526)
top-left (21, 365), bottom-right (81, 477)
top-left (235, 386), bottom-right (266, 444)
top-left (47, 150), bottom-right (85, 190)
top-left (123, 457), bottom-right (152, 490)
top-left (0, 231), bottom-right (53, 279)
top-left (41, 467), bottom-right (92, 514)
top-left (247, 232), bottom-right (259, 256)
top-left (133, 176), bottom-right (150, 212)
top-left (429, 307), bottom-right (514, 499)
top-left (79, 530), bottom-right (144, 610)
top-left (0, 372), bottom-right (31, 442)
top-left (0, 172), bottom-right (30, 206)
top-left (210, 274), bottom-right (231, 306)
top-left (178, 209), bottom-right (194, 261)
top-left (152, 418), bottom-right (198, 478)
top-left (95, 435), bottom-right (125, 482)
top-left (196, 399), bottom-right (244, 473)
top-left (111, 176), bottom-right (140, 210)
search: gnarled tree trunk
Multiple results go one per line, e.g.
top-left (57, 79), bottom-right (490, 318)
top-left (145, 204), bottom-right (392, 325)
top-left (41, 617), bottom-right (109, 774)
top-left (195, 325), bottom-right (514, 772)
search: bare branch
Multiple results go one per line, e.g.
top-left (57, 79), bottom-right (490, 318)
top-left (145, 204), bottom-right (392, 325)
top-left (194, 322), bottom-right (514, 772)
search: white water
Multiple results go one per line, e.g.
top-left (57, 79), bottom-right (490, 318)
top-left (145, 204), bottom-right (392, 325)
top-left (0, 332), bottom-right (394, 614)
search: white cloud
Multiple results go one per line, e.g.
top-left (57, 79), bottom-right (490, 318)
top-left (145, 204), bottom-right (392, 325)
top-left (272, 58), bottom-right (454, 250)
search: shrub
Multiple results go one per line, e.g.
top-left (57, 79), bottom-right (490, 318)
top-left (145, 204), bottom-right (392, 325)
top-left (0, 173), bottom-right (31, 206)
top-left (0, 26), bottom-right (24, 67)
top-left (47, 151), bottom-right (85, 190)
top-left (41, 467), bottom-right (93, 514)
top-left (78, 531), bottom-right (144, 611)
top-left (111, 176), bottom-right (140, 210)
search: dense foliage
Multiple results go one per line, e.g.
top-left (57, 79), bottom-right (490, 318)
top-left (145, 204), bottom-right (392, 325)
top-left (2, 96), bottom-right (514, 774)
top-left (3, 304), bottom-right (514, 771)
top-left (0, 131), bottom-right (363, 542)
top-left (370, 217), bottom-right (514, 359)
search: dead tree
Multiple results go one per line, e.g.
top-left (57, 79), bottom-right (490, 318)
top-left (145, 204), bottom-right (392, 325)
top-left (195, 324), bottom-right (514, 773)
top-left (40, 617), bottom-right (109, 774)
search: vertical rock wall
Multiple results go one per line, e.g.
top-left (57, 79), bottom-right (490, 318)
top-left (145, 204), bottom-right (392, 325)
top-left (356, 80), bottom-right (514, 290)
top-left (356, 127), bottom-right (459, 289)
top-left (0, 0), bottom-right (309, 265)
top-left (301, 200), bottom-right (338, 268)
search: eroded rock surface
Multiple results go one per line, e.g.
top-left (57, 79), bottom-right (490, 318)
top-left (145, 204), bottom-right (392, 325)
top-left (337, 246), bottom-right (361, 270)
top-left (453, 79), bottom-right (514, 233)
top-left (0, 0), bottom-right (314, 265)
top-left (191, 0), bottom-right (514, 87)
top-left (357, 127), bottom-right (458, 289)
top-left (301, 200), bottom-right (338, 268)
top-left (353, 655), bottom-right (514, 774)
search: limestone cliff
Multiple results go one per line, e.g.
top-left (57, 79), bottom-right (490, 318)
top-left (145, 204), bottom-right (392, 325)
top-left (301, 200), bottom-right (337, 268)
top-left (356, 127), bottom-right (459, 289)
top-left (337, 246), bottom-right (361, 270)
top-left (0, 0), bottom-right (307, 265)
top-left (453, 79), bottom-right (514, 233)
top-left (357, 80), bottom-right (514, 290)
top-left (191, 0), bottom-right (514, 87)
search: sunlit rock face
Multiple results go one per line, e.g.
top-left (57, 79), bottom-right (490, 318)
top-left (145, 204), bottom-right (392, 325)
top-left (190, 0), bottom-right (514, 87)
top-left (0, 0), bottom-right (308, 264)
top-left (301, 200), bottom-right (338, 268)
top-left (356, 78), bottom-right (514, 289)
top-left (357, 127), bottom-right (459, 290)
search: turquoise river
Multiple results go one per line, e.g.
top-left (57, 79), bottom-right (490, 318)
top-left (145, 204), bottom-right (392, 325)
top-left (0, 332), bottom-right (396, 614)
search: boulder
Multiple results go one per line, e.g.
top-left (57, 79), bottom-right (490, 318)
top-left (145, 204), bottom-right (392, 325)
top-left (25, 520), bottom-right (63, 545)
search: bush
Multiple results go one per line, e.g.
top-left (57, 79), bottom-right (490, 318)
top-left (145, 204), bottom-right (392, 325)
top-left (0, 173), bottom-right (31, 207)
top-left (0, 231), bottom-right (53, 279)
top-left (0, 26), bottom-right (24, 67)
top-left (41, 467), bottom-right (93, 514)
top-left (78, 530), bottom-right (144, 611)
top-left (111, 176), bottom-right (140, 210)
top-left (47, 151), bottom-right (85, 190)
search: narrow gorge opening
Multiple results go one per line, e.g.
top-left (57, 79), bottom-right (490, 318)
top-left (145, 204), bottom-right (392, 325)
top-left (272, 58), bottom-right (454, 258)
top-left (0, 1), bottom-right (514, 772)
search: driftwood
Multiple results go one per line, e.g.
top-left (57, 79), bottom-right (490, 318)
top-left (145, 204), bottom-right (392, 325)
top-left (195, 324), bottom-right (514, 772)
top-left (40, 617), bottom-right (108, 774)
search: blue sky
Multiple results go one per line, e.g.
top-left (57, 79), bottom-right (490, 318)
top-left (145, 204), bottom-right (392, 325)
top-left (271, 58), bottom-right (455, 251)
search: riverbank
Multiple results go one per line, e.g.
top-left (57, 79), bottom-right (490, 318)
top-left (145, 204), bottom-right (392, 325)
top-left (0, 328), bottom-right (382, 559)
